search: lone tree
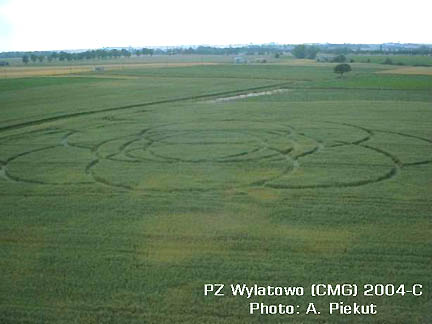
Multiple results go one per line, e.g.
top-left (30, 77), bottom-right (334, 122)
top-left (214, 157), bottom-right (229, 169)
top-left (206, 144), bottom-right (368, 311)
top-left (334, 63), bottom-right (352, 78)
top-left (22, 55), bottom-right (29, 64)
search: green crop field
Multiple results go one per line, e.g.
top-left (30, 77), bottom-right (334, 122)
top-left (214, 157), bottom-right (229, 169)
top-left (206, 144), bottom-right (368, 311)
top-left (0, 60), bottom-right (431, 323)
top-left (348, 54), bottom-right (432, 66)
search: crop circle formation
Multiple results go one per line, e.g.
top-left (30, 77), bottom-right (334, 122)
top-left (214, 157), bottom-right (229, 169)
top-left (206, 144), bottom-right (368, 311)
top-left (1, 118), bottom-right (431, 192)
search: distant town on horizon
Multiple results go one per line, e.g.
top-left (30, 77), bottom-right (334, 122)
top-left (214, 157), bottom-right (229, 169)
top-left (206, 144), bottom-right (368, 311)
top-left (1, 42), bottom-right (432, 56)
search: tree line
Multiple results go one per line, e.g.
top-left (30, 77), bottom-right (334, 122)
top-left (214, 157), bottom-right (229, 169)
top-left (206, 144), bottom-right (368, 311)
top-left (20, 48), bottom-right (155, 64)
top-left (0, 43), bottom-right (429, 65)
top-left (18, 46), bottom-right (286, 64)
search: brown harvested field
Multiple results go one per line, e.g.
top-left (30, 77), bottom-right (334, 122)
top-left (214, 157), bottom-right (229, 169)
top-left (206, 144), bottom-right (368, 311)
top-left (0, 66), bottom-right (92, 78)
top-left (0, 62), bottom-right (220, 78)
top-left (377, 66), bottom-right (432, 75)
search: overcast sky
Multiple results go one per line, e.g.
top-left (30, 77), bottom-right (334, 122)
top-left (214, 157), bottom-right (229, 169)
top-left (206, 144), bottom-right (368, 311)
top-left (0, 0), bottom-right (431, 52)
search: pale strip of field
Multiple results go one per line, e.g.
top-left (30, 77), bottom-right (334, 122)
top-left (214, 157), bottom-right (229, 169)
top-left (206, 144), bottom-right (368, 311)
top-left (376, 66), bottom-right (432, 75)
top-left (208, 89), bottom-right (291, 103)
top-left (275, 59), bottom-right (321, 66)
top-left (275, 60), bottom-right (393, 70)
top-left (52, 74), bottom-right (142, 80)
top-left (0, 62), bottom-right (220, 78)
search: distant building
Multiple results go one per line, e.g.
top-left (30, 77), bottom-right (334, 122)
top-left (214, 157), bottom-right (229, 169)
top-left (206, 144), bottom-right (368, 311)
top-left (0, 61), bottom-right (9, 66)
top-left (316, 54), bottom-right (336, 62)
top-left (255, 58), bottom-right (267, 63)
top-left (93, 66), bottom-right (105, 72)
top-left (234, 56), bottom-right (247, 64)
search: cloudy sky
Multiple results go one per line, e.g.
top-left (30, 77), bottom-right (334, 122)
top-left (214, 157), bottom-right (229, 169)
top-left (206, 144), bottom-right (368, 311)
top-left (0, 0), bottom-right (430, 52)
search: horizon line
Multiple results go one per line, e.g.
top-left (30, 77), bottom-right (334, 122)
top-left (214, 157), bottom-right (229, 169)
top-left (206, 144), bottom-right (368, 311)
top-left (1, 42), bottom-right (432, 54)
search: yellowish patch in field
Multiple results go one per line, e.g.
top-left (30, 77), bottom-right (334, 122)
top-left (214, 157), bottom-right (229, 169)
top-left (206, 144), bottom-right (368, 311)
top-left (1, 227), bottom-right (46, 285)
top-left (246, 187), bottom-right (281, 202)
top-left (264, 225), bottom-right (354, 255)
top-left (0, 66), bottom-right (93, 78)
top-left (275, 59), bottom-right (320, 66)
top-left (0, 227), bottom-right (46, 247)
top-left (0, 62), bottom-right (220, 78)
top-left (407, 221), bottom-right (432, 242)
top-left (137, 211), bottom-right (263, 264)
top-left (145, 239), bottom-right (226, 264)
top-left (222, 187), bottom-right (242, 199)
top-left (377, 66), bottom-right (432, 75)
top-left (134, 208), bottom-right (355, 265)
